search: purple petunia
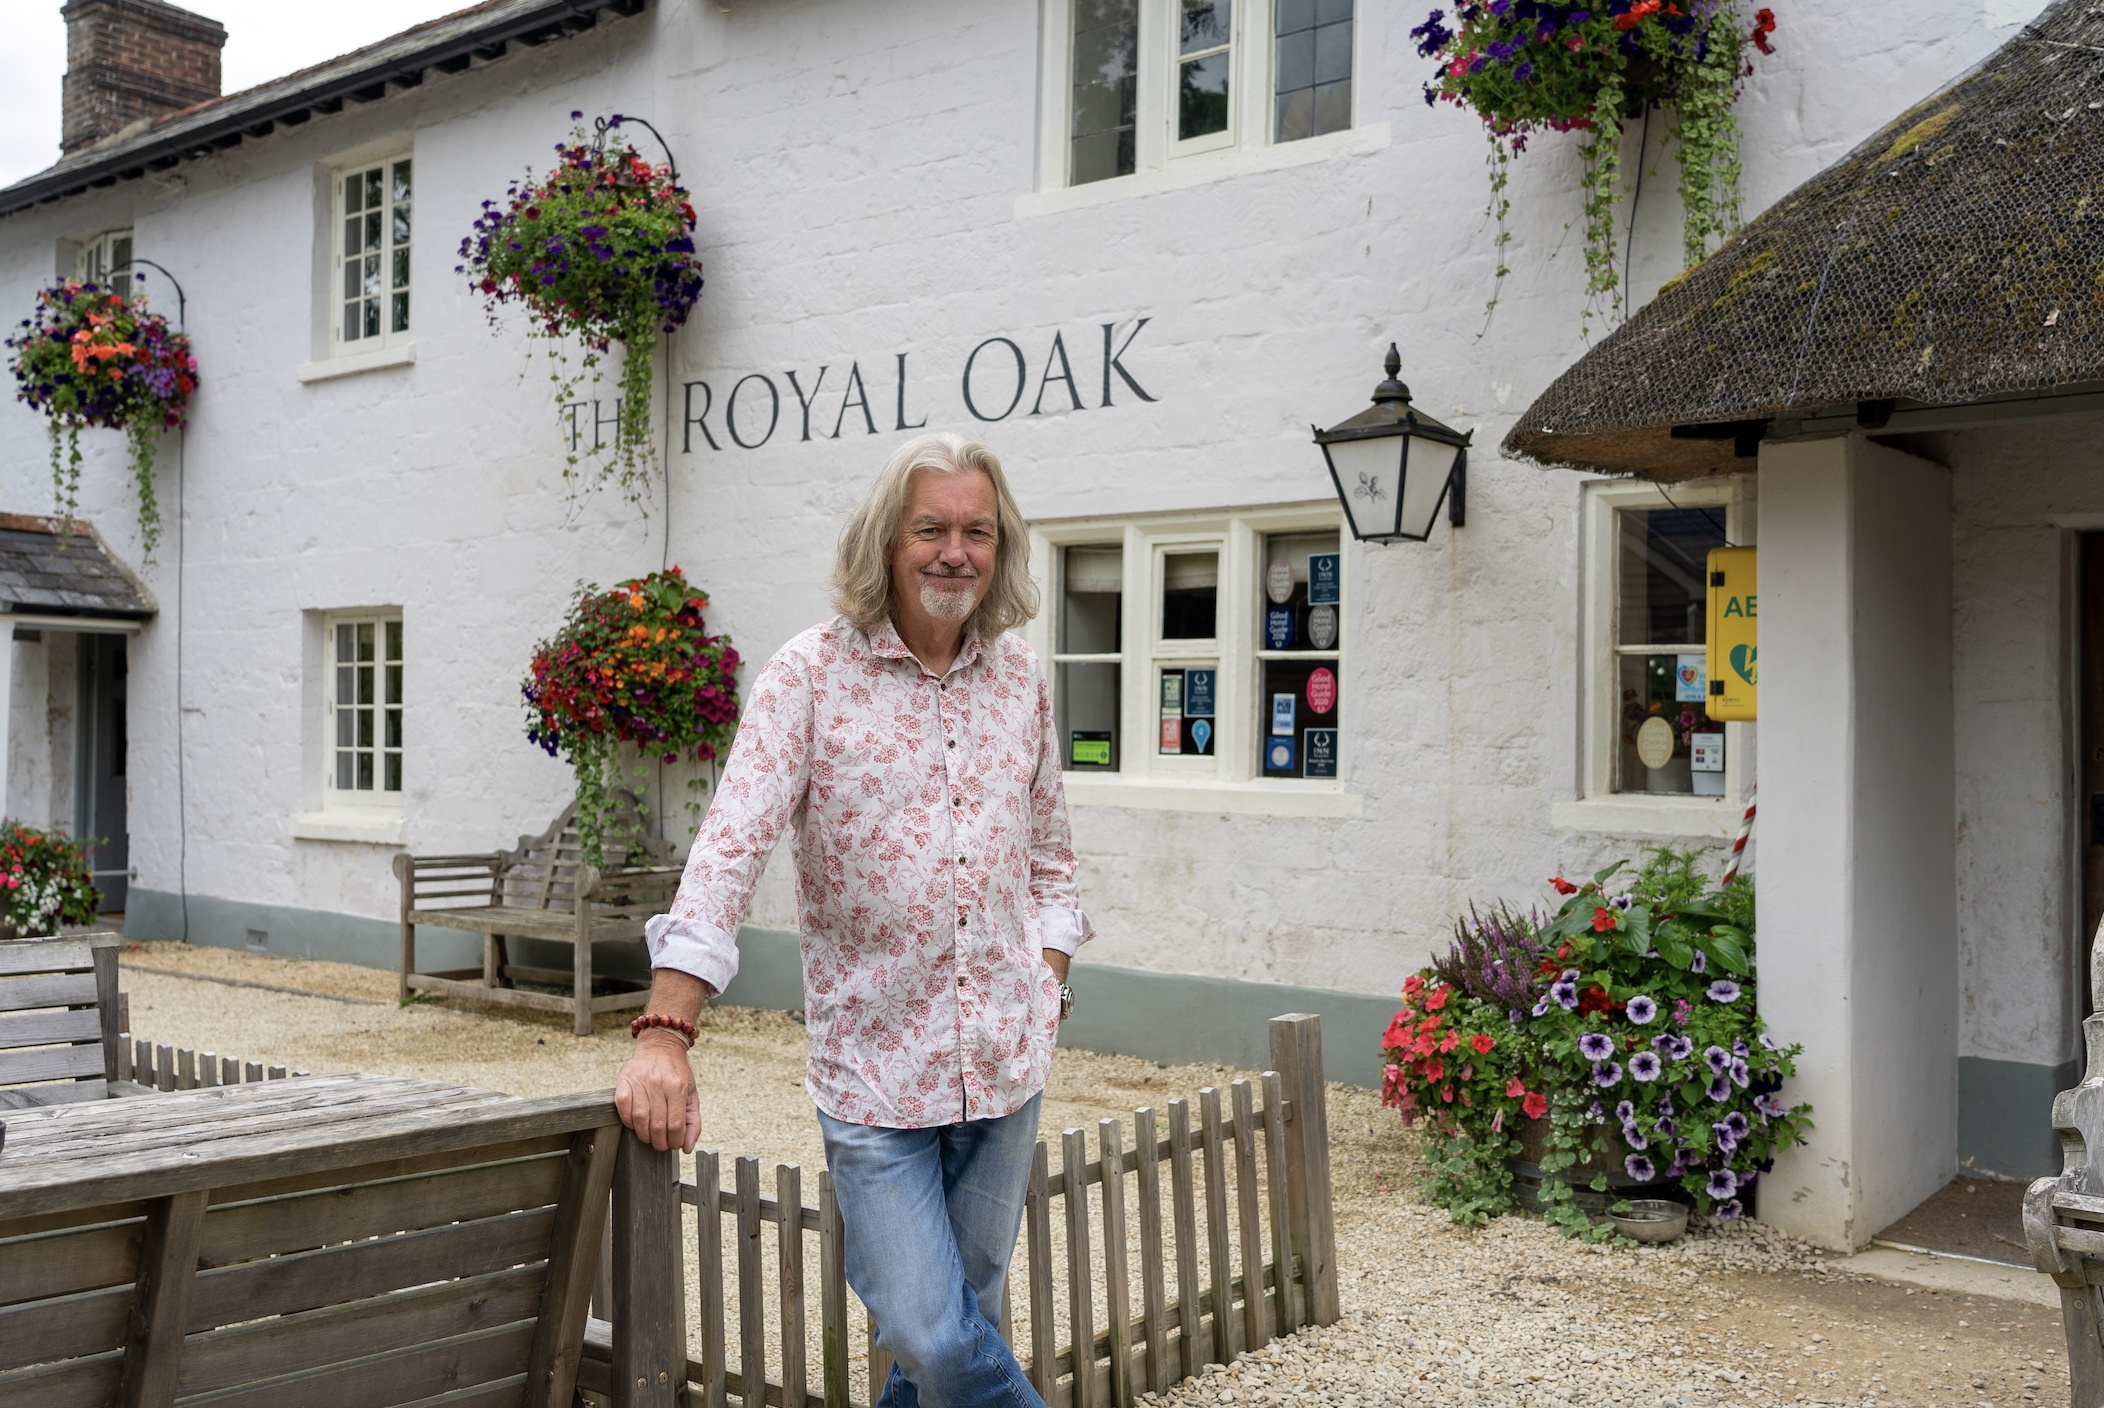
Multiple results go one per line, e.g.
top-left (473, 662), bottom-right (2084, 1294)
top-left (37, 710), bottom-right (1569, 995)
top-left (1630, 1051), bottom-right (1662, 1082)
top-left (1708, 979), bottom-right (1742, 1003)
top-left (1579, 1032), bottom-right (1615, 1061)
top-left (1626, 995), bottom-right (1658, 1025)
top-left (1707, 1168), bottom-right (1738, 1200)
top-left (1711, 1123), bottom-right (1738, 1156)
top-left (1509, 1009), bottom-right (1524, 1024)
top-left (1721, 1111), bottom-right (1751, 1139)
top-left (1588, 1100), bottom-right (1606, 1120)
top-left (1689, 950), bottom-right (1707, 975)
top-left (1625, 1154), bottom-right (1656, 1182)
top-left (1616, 1100), bottom-right (1636, 1122)
top-left (1622, 1123), bottom-right (1649, 1151)
top-left (1532, 996), bottom-right (1552, 1017)
top-left (1655, 1115), bottom-right (1678, 1138)
top-left (1704, 1045), bottom-right (1732, 1074)
top-left (1754, 1093), bottom-right (1787, 1119)
top-left (1730, 1058), bottom-right (1751, 1089)
top-left (1707, 1077), bottom-right (1732, 1103)
top-left (1593, 1061), bottom-right (1624, 1088)
top-left (1609, 892), bottom-right (1633, 911)
top-left (1713, 1198), bottom-right (1744, 1221)
top-left (1759, 1033), bottom-right (1781, 1051)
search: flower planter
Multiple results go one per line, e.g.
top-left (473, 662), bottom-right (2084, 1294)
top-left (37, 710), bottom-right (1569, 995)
top-left (1505, 1116), bottom-right (1687, 1214)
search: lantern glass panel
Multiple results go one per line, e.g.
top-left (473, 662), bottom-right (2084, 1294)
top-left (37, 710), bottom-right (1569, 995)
top-left (1323, 434), bottom-right (1401, 540)
top-left (1397, 434), bottom-right (1461, 540)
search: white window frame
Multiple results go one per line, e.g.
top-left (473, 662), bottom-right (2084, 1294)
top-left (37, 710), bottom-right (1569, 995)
top-left (320, 610), bottom-right (404, 815)
top-left (1026, 0), bottom-right (1385, 217)
top-left (1026, 502), bottom-right (1360, 817)
top-left (75, 228), bottom-right (133, 286)
top-left (1553, 476), bottom-right (1752, 838)
top-left (329, 151), bottom-right (414, 359)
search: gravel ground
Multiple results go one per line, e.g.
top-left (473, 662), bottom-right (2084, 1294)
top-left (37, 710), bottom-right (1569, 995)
top-left (121, 942), bottom-right (2064, 1407)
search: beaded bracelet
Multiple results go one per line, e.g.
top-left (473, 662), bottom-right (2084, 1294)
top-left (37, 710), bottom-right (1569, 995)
top-left (630, 1013), bottom-right (699, 1047)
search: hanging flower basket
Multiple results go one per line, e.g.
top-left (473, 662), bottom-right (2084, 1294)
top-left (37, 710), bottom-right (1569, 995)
top-left (1411, 1), bottom-right (1779, 323)
top-left (5, 280), bottom-right (197, 556)
top-left (459, 113), bottom-right (704, 507)
top-left (523, 568), bottom-right (740, 863)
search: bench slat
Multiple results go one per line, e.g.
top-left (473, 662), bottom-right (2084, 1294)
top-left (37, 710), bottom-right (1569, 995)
top-left (0, 939), bottom-right (92, 976)
top-left (0, 1042), bottom-right (106, 1087)
top-left (0, 1347), bottom-right (119, 1408)
top-left (0, 1280), bottom-right (129, 1372)
top-left (0, 972), bottom-right (98, 1013)
top-left (0, 1220), bottom-right (139, 1308)
top-left (0, 1009), bottom-right (103, 1051)
top-left (178, 1319), bottom-right (537, 1408)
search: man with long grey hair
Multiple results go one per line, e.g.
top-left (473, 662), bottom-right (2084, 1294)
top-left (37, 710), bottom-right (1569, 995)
top-left (617, 432), bottom-right (1090, 1408)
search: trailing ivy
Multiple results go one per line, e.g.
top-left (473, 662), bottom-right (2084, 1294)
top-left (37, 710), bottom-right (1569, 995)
top-left (1411, 2), bottom-right (1778, 328)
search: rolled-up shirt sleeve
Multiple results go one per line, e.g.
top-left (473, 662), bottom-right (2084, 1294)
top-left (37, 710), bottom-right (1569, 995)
top-left (1024, 657), bottom-right (1093, 958)
top-left (643, 649), bottom-right (813, 993)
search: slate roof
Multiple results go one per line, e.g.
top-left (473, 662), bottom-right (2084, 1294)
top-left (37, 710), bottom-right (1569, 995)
top-left (0, 515), bottom-right (156, 620)
top-left (0, 0), bottom-right (648, 219)
top-left (1505, 0), bottom-right (2104, 479)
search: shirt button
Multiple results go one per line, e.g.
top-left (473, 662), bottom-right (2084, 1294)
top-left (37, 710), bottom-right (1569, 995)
top-left (947, 739), bottom-right (955, 748)
top-left (952, 796), bottom-right (961, 807)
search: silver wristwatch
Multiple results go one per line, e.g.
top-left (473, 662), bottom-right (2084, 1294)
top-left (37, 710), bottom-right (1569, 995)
top-left (1057, 982), bottom-right (1075, 1021)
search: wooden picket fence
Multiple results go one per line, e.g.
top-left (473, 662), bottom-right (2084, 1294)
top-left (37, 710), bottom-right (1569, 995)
top-left (114, 1034), bottom-right (306, 1091)
top-left (582, 1013), bottom-right (1337, 1408)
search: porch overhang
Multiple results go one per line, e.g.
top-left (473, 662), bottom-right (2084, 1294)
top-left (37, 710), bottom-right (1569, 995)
top-left (0, 514), bottom-right (156, 628)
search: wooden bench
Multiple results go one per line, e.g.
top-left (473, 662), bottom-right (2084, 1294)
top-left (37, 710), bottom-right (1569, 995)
top-left (0, 1074), bottom-right (629, 1408)
top-left (2026, 930), bottom-right (2104, 1404)
top-left (396, 793), bottom-right (684, 1036)
top-left (0, 932), bottom-right (139, 1109)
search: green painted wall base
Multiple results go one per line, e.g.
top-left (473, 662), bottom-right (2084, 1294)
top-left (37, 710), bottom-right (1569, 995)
top-left (1960, 1054), bottom-right (2081, 1182)
top-left (122, 890), bottom-right (1397, 1085)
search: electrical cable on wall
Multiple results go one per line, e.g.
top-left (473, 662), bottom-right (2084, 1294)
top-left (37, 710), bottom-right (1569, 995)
top-left (174, 424), bottom-right (189, 943)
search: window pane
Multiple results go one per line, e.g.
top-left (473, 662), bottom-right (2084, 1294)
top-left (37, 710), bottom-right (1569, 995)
top-left (357, 751), bottom-right (374, 790)
top-left (393, 203), bottom-right (412, 245)
top-left (1061, 546), bottom-right (1122, 654)
top-left (1178, 52), bottom-right (1231, 139)
top-left (1057, 662), bottom-right (1120, 770)
top-left (1071, 0), bottom-right (1137, 185)
top-left (363, 209), bottom-right (381, 253)
top-left (1313, 18), bottom-right (1352, 82)
top-left (385, 620), bottom-right (403, 660)
top-left (385, 662), bottom-right (403, 705)
top-left (110, 235), bottom-right (132, 273)
top-left (1261, 659), bottom-right (1340, 777)
top-left (392, 247), bottom-right (410, 291)
top-left (364, 167), bottom-right (383, 209)
top-left (1276, 89), bottom-right (1313, 143)
top-left (345, 173), bottom-right (364, 212)
top-left (1161, 552), bottom-right (1218, 639)
top-left (1315, 0), bottom-right (1351, 22)
top-left (1616, 654), bottom-right (1723, 795)
top-left (336, 624), bottom-right (355, 662)
top-left (363, 299), bottom-right (381, 339)
top-left (336, 752), bottom-right (354, 790)
top-left (1276, 29), bottom-right (1314, 92)
top-left (1180, 0), bottom-right (1230, 53)
top-left (1276, 0), bottom-right (1314, 33)
top-left (1259, 532), bottom-right (1341, 651)
top-left (362, 254), bottom-right (382, 296)
top-left (1618, 506), bottom-right (1724, 646)
top-left (392, 292), bottom-right (410, 334)
top-left (335, 707), bottom-right (353, 747)
top-left (385, 707), bottom-right (402, 749)
top-left (335, 664), bottom-right (353, 706)
top-left (358, 667), bottom-right (375, 707)
top-left (356, 622), bottom-right (375, 661)
top-left (1313, 78), bottom-right (1352, 136)
top-left (1157, 667), bottom-right (1217, 755)
top-left (357, 709), bottom-right (375, 747)
top-left (392, 158), bottom-right (412, 201)
top-left (384, 752), bottom-right (402, 792)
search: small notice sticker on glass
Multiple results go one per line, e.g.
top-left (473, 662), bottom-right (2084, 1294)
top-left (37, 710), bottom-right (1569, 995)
top-left (1070, 732), bottom-right (1112, 767)
top-left (1183, 668), bottom-right (1215, 718)
top-left (1306, 666), bottom-right (1337, 716)
top-left (1690, 732), bottom-right (1725, 772)
top-left (1265, 606), bottom-right (1294, 650)
top-left (1307, 604), bottom-right (1337, 650)
top-left (1307, 553), bottom-right (1340, 605)
top-left (1159, 717), bottom-right (1183, 753)
top-left (1266, 560), bottom-right (1295, 604)
top-left (1271, 693), bottom-right (1296, 736)
top-left (1267, 736), bottom-right (1297, 772)
top-left (1675, 654), bottom-right (1707, 703)
top-left (1304, 728), bottom-right (1337, 778)
top-left (1159, 671), bottom-right (1183, 716)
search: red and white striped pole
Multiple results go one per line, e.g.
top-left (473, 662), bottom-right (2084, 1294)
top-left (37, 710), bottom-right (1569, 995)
top-left (1721, 784), bottom-right (1757, 886)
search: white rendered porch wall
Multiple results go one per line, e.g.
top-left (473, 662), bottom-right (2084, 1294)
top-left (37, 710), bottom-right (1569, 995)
top-left (1760, 436), bottom-right (1957, 1248)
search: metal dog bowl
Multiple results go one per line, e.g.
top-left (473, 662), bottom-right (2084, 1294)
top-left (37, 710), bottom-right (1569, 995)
top-left (1609, 1198), bottom-right (1689, 1243)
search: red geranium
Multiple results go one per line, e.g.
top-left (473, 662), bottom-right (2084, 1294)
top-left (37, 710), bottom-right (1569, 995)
top-left (1470, 1033), bottom-right (1496, 1056)
top-left (1591, 907), bottom-right (1618, 933)
top-left (1425, 987), bottom-right (1450, 1012)
top-left (1549, 876), bottom-right (1578, 895)
top-left (1522, 1091), bottom-right (1548, 1120)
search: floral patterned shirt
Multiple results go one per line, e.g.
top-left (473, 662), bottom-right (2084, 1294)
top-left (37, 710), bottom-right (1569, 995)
top-left (645, 616), bottom-right (1092, 1128)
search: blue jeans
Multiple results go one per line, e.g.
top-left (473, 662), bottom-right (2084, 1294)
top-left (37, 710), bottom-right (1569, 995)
top-left (817, 1092), bottom-right (1049, 1408)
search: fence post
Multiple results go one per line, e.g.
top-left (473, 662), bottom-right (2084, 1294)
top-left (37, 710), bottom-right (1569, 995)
top-left (819, 1172), bottom-right (851, 1408)
top-left (1268, 1013), bottom-right (1337, 1326)
top-left (612, 1130), bottom-right (685, 1408)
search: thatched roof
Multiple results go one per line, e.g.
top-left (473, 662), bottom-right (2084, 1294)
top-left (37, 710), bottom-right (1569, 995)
top-left (1505, 0), bottom-right (2104, 479)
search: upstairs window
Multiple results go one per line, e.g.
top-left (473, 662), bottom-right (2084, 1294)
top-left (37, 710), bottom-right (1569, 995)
top-left (1273, 0), bottom-right (1353, 142)
top-left (1071, 0), bottom-right (1140, 184)
top-left (76, 229), bottom-right (133, 285)
top-left (1176, 1), bottom-right (1235, 149)
top-left (334, 156), bottom-right (412, 352)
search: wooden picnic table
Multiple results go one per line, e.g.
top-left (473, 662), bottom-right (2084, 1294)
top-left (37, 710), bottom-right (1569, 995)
top-left (0, 1072), bottom-right (683, 1408)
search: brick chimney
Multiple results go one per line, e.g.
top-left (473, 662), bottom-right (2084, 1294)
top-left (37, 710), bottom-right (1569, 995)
top-left (61, 0), bottom-right (227, 155)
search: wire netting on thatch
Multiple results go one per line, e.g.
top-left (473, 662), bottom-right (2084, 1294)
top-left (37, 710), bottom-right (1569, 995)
top-left (1506, 0), bottom-right (2104, 473)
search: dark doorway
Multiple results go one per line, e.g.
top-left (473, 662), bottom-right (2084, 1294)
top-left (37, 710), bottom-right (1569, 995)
top-left (75, 633), bottom-right (127, 915)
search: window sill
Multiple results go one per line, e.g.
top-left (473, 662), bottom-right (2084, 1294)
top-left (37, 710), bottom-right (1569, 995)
top-left (1062, 776), bottom-right (1361, 818)
top-left (1015, 123), bottom-right (1392, 220)
top-left (289, 810), bottom-right (405, 845)
top-left (1549, 796), bottom-right (1743, 839)
top-left (297, 343), bottom-right (415, 383)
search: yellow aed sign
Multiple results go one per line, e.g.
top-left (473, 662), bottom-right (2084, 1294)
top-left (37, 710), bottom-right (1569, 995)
top-left (1706, 547), bottom-right (1756, 721)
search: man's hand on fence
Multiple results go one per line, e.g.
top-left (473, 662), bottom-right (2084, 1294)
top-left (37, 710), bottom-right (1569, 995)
top-left (617, 1029), bottom-right (701, 1153)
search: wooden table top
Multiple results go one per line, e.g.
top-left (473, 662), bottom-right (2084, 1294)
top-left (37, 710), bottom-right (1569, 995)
top-left (0, 1073), bottom-right (617, 1220)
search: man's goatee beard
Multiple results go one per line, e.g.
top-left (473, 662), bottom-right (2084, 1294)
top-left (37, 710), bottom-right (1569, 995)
top-left (920, 578), bottom-right (977, 622)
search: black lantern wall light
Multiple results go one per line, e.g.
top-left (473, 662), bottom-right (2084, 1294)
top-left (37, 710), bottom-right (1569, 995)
top-left (1312, 344), bottom-right (1471, 543)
